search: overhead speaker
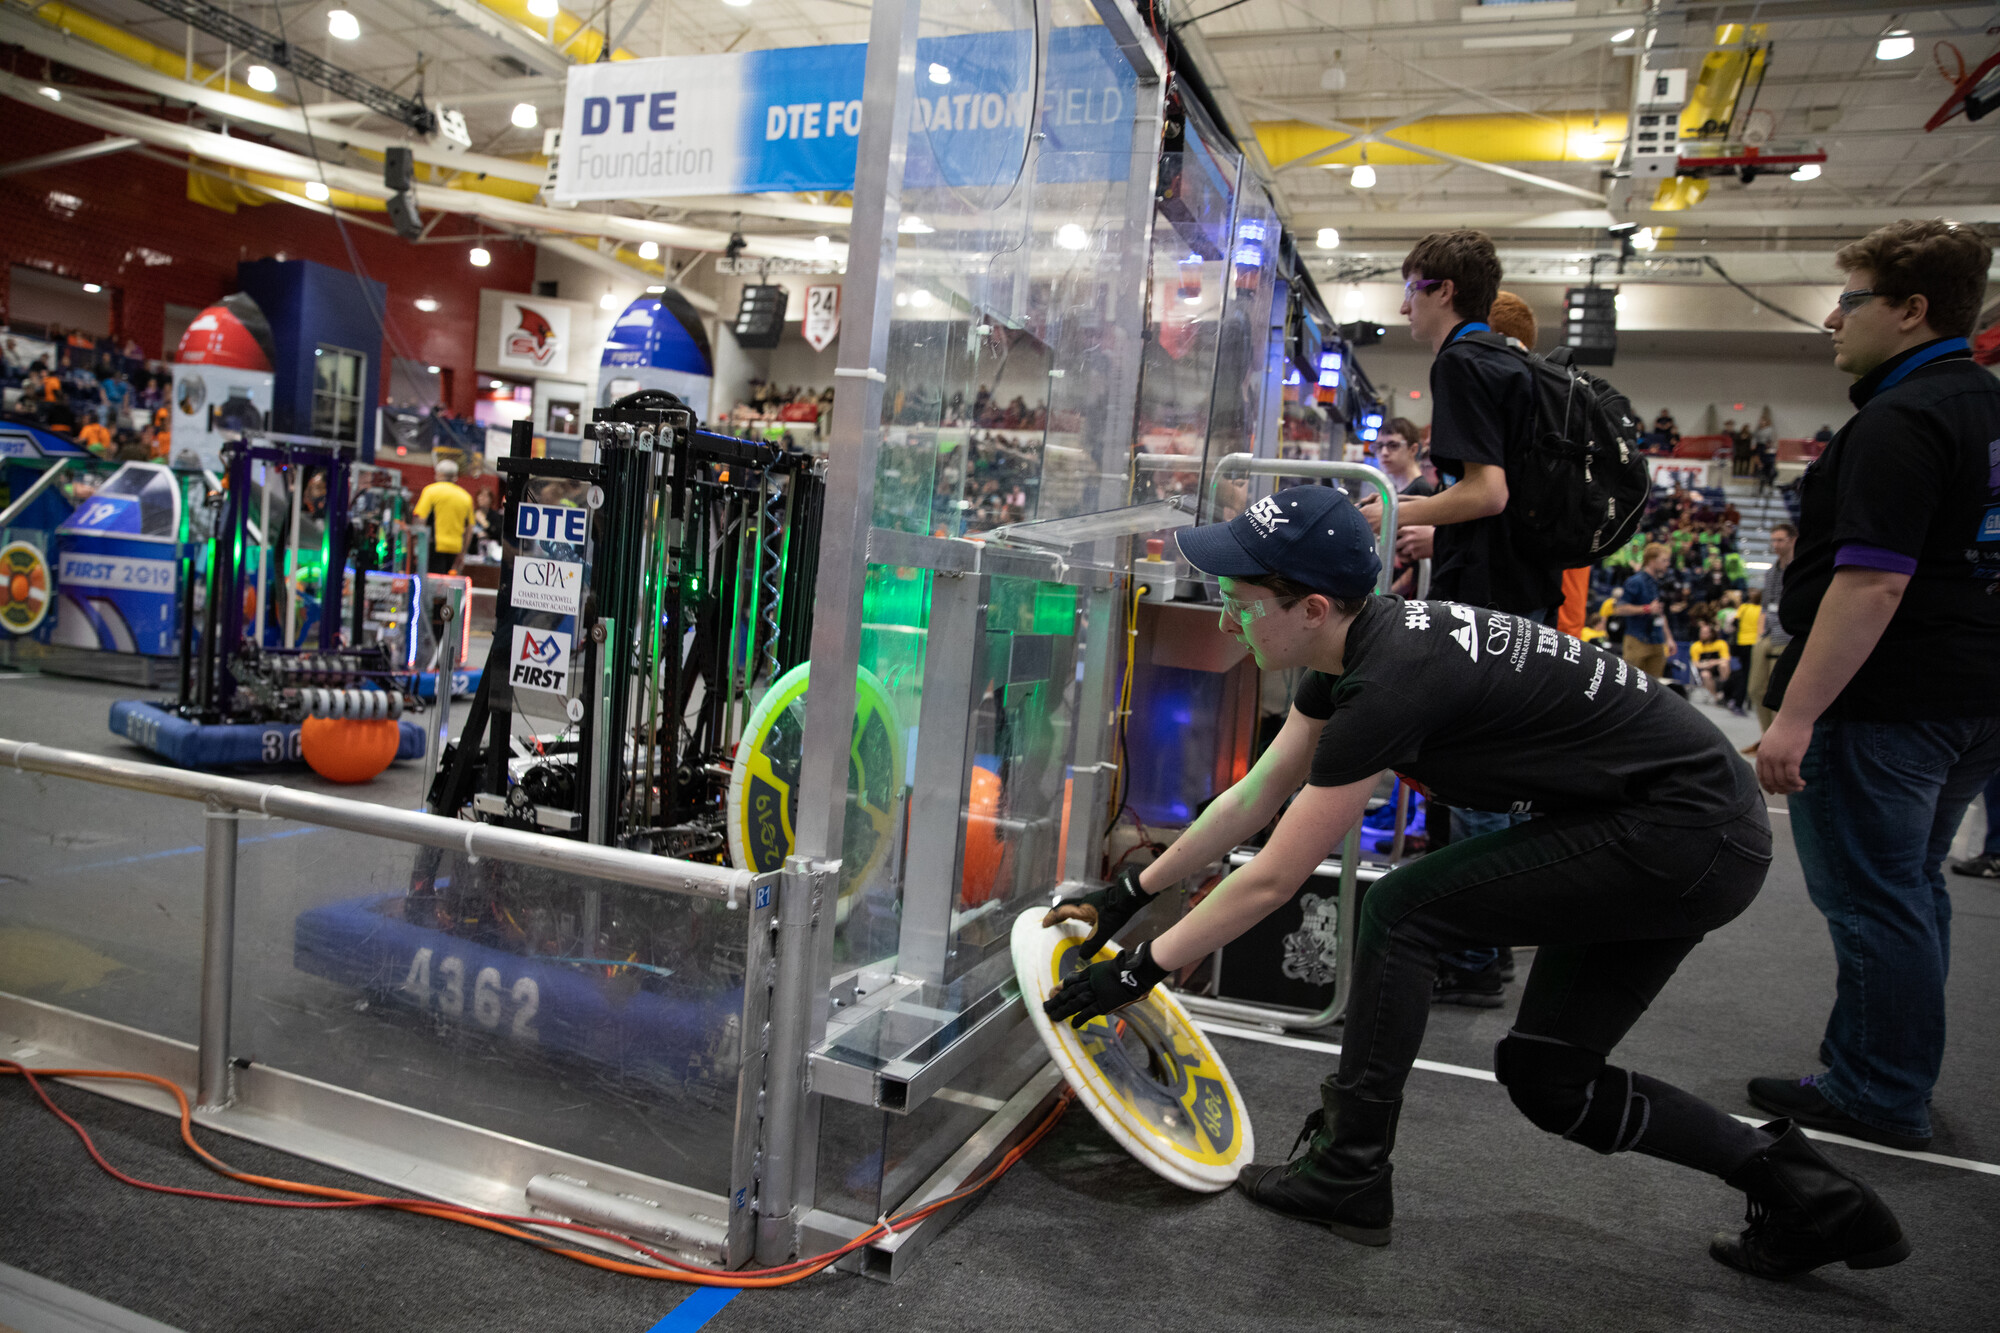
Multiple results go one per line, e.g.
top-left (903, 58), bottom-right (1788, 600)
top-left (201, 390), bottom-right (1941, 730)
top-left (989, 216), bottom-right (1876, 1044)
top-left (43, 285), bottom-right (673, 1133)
top-left (386, 190), bottom-right (422, 240)
top-left (383, 146), bottom-right (415, 193)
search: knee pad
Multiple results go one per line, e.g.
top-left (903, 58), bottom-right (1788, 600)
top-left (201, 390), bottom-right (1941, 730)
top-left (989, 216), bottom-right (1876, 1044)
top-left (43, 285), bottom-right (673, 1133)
top-left (1494, 1032), bottom-right (1649, 1155)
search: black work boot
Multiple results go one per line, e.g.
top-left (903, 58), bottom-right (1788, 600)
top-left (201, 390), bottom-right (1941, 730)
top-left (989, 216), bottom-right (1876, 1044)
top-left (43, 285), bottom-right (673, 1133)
top-left (1237, 1083), bottom-right (1399, 1246)
top-left (1709, 1119), bottom-right (1911, 1278)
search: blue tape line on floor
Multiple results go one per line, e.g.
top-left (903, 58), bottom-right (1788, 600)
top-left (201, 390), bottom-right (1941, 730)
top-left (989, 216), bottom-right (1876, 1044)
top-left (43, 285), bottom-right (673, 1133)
top-left (645, 1288), bottom-right (737, 1332)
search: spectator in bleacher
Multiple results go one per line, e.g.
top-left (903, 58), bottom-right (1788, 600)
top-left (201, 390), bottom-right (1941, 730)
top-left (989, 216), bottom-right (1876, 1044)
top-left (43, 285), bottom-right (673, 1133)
top-left (1653, 407), bottom-right (1680, 449)
top-left (77, 411), bottom-right (112, 458)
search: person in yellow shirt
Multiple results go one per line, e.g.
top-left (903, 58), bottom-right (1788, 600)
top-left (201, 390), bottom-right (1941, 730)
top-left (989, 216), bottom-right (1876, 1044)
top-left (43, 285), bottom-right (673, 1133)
top-left (413, 459), bottom-right (474, 575)
top-left (1579, 611), bottom-right (1609, 644)
top-left (77, 412), bottom-right (113, 458)
top-left (1689, 620), bottom-right (1733, 703)
top-left (1719, 590), bottom-right (1761, 716)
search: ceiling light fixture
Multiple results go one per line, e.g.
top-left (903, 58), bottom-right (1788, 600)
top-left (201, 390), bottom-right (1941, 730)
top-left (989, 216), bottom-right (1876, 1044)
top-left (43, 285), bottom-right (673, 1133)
top-left (1055, 222), bottom-right (1089, 251)
top-left (491, 380), bottom-right (504, 390)
top-left (814, 234), bottom-right (831, 249)
top-left (1790, 162), bottom-right (1821, 181)
top-left (910, 289), bottom-right (933, 307)
top-left (427, 365), bottom-right (440, 374)
top-left (1632, 227), bottom-right (1658, 251)
top-left (326, 9), bottom-right (360, 40)
top-left (1319, 64), bottom-right (1346, 92)
top-left (645, 284), bottom-right (666, 293)
top-left (414, 296), bottom-right (441, 312)
top-left (511, 102), bottom-right (538, 129)
top-left (1610, 27), bottom-right (1635, 43)
top-left (721, 0), bottom-right (751, 7)
top-left (527, 0), bottom-right (559, 16)
top-left (1316, 227), bottom-right (1340, 250)
top-left (1351, 162), bottom-right (1376, 189)
top-left (469, 246), bottom-right (491, 267)
top-left (600, 291), bottom-right (619, 310)
top-left (1875, 30), bottom-right (1913, 61)
top-left (37, 85), bottom-right (60, 102)
top-left (1573, 132), bottom-right (1607, 159)
top-left (246, 65), bottom-right (278, 93)
top-left (899, 215), bottom-right (934, 234)
top-left (638, 240), bottom-right (660, 260)
top-left (304, 180), bottom-right (330, 202)
top-left (81, 283), bottom-right (102, 293)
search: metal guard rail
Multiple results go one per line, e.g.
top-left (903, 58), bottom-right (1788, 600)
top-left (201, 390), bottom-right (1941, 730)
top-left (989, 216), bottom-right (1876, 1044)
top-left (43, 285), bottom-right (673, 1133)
top-left (0, 739), bottom-right (766, 906)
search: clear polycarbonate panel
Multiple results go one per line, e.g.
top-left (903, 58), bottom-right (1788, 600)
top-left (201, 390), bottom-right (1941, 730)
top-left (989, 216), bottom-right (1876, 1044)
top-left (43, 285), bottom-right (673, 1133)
top-left (834, 0), bottom-right (1150, 981)
top-left (0, 767), bottom-right (204, 1042)
top-left (231, 827), bottom-right (754, 1193)
top-left (1202, 171), bottom-right (1283, 523)
top-left (1132, 93), bottom-right (1244, 509)
top-left (874, 0), bottom-right (1148, 541)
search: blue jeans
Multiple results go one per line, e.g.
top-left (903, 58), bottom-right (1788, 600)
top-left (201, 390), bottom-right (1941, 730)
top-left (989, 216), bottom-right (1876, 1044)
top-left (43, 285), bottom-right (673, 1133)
top-left (1790, 716), bottom-right (2000, 1137)
top-left (1982, 766), bottom-right (2000, 858)
top-left (1441, 808), bottom-right (1529, 970)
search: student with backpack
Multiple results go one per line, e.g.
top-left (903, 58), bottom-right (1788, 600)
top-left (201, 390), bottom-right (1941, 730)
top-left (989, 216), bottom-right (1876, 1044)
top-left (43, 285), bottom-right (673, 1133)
top-left (1362, 229), bottom-right (1646, 1003)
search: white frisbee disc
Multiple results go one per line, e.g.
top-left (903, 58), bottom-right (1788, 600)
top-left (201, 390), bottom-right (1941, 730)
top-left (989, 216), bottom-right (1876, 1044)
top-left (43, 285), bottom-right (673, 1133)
top-left (1011, 907), bottom-right (1254, 1191)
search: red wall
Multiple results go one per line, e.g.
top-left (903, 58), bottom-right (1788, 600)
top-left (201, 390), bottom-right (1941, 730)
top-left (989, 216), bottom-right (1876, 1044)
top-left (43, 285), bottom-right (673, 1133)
top-left (0, 94), bottom-right (536, 417)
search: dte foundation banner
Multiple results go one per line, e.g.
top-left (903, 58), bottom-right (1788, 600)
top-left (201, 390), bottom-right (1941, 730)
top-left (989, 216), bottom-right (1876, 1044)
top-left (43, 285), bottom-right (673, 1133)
top-left (554, 27), bottom-right (1136, 202)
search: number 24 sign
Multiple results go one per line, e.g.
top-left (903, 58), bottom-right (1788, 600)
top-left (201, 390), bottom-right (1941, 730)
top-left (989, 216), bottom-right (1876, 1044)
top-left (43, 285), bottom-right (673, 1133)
top-left (804, 284), bottom-right (839, 352)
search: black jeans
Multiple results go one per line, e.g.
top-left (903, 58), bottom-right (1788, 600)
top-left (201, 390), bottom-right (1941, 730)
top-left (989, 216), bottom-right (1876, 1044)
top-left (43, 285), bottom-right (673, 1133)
top-left (1338, 806), bottom-right (1773, 1099)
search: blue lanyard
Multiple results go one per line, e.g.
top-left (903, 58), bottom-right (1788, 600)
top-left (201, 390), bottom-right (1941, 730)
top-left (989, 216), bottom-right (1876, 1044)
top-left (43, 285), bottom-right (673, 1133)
top-left (1450, 322), bottom-right (1491, 343)
top-left (1875, 338), bottom-right (1969, 393)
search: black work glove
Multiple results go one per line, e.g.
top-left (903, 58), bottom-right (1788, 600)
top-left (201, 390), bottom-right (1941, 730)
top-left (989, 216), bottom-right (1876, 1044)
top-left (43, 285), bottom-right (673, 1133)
top-left (1040, 863), bottom-right (1151, 961)
top-left (1044, 940), bottom-right (1169, 1029)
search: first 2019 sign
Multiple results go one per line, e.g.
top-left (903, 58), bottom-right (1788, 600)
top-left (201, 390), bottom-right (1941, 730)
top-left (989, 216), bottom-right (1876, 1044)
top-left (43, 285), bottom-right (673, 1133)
top-left (516, 503), bottom-right (588, 545)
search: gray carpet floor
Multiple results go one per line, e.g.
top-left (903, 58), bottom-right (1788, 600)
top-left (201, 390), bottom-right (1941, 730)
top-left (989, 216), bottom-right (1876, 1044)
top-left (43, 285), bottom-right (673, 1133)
top-left (3, 676), bottom-right (1996, 1332)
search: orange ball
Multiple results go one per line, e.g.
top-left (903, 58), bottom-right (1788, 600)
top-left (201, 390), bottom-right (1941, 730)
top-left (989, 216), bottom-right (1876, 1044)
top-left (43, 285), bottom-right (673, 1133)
top-left (961, 766), bottom-right (1012, 906)
top-left (300, 717), bottom-right (400, 783)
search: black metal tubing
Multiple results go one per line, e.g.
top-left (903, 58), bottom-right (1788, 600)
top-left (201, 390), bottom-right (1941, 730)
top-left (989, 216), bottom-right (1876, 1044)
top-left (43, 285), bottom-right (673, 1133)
top-left (127, 0), bottom-right (436, 133)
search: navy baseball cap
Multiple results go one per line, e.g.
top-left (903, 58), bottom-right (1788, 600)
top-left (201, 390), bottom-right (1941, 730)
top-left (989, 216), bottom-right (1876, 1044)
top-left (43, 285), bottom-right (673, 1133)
top-left (1175, 484), bottom-right (1381, 598)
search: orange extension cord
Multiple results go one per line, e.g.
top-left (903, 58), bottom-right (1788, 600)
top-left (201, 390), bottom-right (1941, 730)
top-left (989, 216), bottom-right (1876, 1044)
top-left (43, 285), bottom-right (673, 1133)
top-left (0, 1060), bottom-right (1073, 1288)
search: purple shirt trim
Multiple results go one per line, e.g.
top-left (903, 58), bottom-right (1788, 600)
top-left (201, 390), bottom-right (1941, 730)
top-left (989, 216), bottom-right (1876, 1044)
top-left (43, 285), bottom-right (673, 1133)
top-left (1835, 543), bottom-right (1918, 576)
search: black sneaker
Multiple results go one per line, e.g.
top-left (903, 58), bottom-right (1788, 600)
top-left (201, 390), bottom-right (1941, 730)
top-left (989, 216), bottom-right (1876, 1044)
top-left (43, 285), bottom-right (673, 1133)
top-left (1432, 959), bottom-right (1505, 1008)
top-left (1745, 1075), bottom-right (1932, 1152)
top-left (1949, 854), bottom-right (2000, 879)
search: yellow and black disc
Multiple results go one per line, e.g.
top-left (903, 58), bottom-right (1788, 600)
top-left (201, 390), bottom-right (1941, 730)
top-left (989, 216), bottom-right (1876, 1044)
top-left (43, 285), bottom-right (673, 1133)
top-left (727, 662), bottom-right (899, 916)
top-left (0, 541), bottom-right (53, 636)
top-left (1012, 908), bottom-right (1255, 1190)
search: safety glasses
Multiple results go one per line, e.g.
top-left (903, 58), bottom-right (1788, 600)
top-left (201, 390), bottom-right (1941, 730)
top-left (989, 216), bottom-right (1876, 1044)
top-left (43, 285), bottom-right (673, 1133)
top-left (1404, 277), bottom-right (1444, 297)
top-left (1834, 288), bottom-right (1879, 314)
top-left (1219, 592), bottom-right (1274, 627)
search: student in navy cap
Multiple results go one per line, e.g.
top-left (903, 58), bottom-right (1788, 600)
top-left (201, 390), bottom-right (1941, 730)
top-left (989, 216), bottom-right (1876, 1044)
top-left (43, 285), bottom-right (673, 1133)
top-left (1044, 484), bottom-right (1906, 1277)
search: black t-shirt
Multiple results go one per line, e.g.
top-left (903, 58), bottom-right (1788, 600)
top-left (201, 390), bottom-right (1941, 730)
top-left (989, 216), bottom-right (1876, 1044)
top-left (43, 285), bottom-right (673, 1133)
top-left (1292, 596), bottom-right (1761, 826)
top-left (1426, 323), bottom-right (1563, 616)
top-left (1770, 341), bottom-right (2000, 721)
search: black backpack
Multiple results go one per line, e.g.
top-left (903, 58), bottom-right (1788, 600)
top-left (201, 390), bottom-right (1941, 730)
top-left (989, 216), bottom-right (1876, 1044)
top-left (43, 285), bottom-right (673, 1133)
top-left (1460, 331), bottom-right (1650, 567)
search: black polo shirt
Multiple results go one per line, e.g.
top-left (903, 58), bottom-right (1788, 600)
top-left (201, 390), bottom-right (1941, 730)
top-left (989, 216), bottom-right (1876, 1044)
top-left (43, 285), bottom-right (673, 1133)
top-left (1426, 321), bottom-right (1563, 617)
top-left (1769, 338), bottom-right (2000, 721)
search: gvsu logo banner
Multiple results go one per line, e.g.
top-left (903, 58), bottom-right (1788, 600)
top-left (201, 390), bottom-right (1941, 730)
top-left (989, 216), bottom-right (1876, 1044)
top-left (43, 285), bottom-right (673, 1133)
top-left (554, 28), bottom-right (1134, 202)
top-left (509, 626), bottom-right (573, 694)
